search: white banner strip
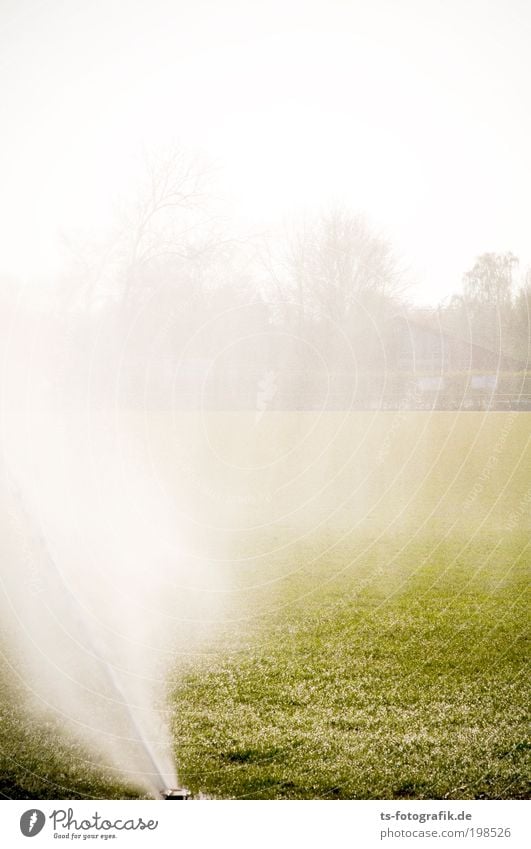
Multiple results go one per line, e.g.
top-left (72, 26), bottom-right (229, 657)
top-left (1, 799), bottom-right (528, 848)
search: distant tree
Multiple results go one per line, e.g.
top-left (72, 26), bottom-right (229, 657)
top-left (457, 252), bottom-right (519, 354)
top-left (59, 145), bottom-right (215, 314)
top-left (509, 275), bottom-right (531, 365)
top-left (282, 207), bottom-right (405, 327)
top-left (121, 146), bottom-right (214, 308)
top-left (261, 207), bottom-right (407, 372)
top-left (54, 146), bottom-right (229, 405)
top-left (463, 252), bottom-right (518, 306)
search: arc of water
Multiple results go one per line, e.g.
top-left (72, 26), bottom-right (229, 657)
top-left (7, 471), bottom-right (171, 793)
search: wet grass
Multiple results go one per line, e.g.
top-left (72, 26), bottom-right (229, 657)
top-left (0, 670), bottom-right (139, 799)
top-left (0, 412), bottom-right (529, 799)
top-left (171, 531), bottom-right (530, 799)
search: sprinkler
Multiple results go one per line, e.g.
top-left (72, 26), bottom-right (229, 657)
top-left (162, 788), bottom-right (191, 800)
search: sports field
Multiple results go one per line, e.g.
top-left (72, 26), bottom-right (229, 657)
top-left (1, 413), bottom-right (529, 799)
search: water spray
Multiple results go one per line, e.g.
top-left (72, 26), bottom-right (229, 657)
top-left (7, 472), bottom-right (177, 796)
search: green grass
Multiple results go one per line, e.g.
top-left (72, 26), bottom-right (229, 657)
top-left (0, 670), bottom-right (140, 799)
top-left (171, 531), bottom-right (529, 799)
top-left (0, 413), bottom-right (529, 799)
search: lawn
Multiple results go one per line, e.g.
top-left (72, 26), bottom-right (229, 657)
top-left (171, 530), bottom-right (529, 799)
top-left (0, 412), bottom-right (529, 799)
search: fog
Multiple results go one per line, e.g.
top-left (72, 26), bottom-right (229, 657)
top-left (0, 0), bottom-right (530, 797)
top-left (1, 395), bottom-right (226, 795)
top-left (2, 1), bottom-right (531, 297)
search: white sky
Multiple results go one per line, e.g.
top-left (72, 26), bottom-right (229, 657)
top-left (1, 0), bottom-right (530, 303)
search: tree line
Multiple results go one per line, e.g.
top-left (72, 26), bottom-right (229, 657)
top-left (4, 147), bottom-right (528, 409)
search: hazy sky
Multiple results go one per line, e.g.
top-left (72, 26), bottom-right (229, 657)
top-left (1, 0), bottom-right (530, 303)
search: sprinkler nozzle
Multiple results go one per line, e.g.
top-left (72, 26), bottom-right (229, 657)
top-left (162, 787), bottom-right (191, 800)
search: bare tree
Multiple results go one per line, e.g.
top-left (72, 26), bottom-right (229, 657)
top-left (460, 252), bottom-right (519, 352)
top-left (121, 146), bottom-right (215, 307)
top-left (509, 272), bottom-right (531, 365)
top-left (463, 252), bottom-right (518, 306)
top-left (59, 145), bottom-right (216, 314)
top-left (277, 206), bottom-right (406, 328)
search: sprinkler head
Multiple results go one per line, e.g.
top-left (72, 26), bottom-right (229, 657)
top-left (162, 787), bottom-right (191, 800)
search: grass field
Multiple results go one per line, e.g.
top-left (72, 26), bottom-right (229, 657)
top-left (172, 529), bottom-right (529, 799)
top-left (0, 412), bottom-right (529, 799)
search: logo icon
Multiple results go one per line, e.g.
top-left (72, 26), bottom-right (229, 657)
top-left (20, 809), bottom-right (46, 837)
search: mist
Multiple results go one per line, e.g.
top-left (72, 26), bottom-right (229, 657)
top-left (0, 0), bottom-right (530, 803)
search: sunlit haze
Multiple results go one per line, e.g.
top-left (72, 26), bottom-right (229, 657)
top-left (1, 0), bottom-right (531, 302)
top-left (0, 0), bottom-right (530, 808)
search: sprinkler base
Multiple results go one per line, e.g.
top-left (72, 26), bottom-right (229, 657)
top-left (162, 787), bottom-right (191, 800)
